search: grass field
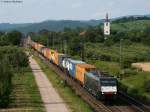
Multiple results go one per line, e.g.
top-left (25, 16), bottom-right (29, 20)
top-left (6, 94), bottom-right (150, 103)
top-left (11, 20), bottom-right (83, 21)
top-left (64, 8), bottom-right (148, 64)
top-left (85, 43), bottom-right (150, 63)
top-left (0, 67), bottom-right (45, 112)
top-left (87, 60), bottom-right (121, 76)
top-left (34, 56), bottom-right (93, 112)
top-left (121, 72), bottom-right (150, 100)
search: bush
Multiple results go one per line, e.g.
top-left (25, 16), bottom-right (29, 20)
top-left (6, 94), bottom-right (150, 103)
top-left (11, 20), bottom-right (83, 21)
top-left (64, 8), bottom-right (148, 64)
top-left (0, 46), bottom-right (29, 107)
top-left (118, 81), bottom-right (128, 92)
top-left (104, 39), bottom-right (114, 46)
top-left (123, 69), bottom-right (137, 77)
top-left (0, 58), bottom-right (12, 107)
top-left (143, 79), bottom-right (150, 93)
top-left (0, 31), bottom-right (22, 46)
top-left (0, 46), bottom-right (29, 69)
top-left (127, 87), bottom-right (139, 97)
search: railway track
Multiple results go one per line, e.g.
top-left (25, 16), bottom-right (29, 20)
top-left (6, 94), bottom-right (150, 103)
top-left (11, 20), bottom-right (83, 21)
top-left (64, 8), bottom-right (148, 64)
top-left (34, 52), bottom-right (150, 112)
top-left (118, 91), bottom-right (150, 112)
top-left (37, 53), bottom-right (112, 112)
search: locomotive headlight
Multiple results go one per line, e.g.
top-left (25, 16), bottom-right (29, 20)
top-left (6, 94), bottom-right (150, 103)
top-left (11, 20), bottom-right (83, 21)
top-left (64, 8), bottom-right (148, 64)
top-left (101, 86), bottom-right (117, 93)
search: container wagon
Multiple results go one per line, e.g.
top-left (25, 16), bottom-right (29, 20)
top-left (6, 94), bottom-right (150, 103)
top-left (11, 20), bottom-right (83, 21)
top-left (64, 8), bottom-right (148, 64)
top-left (66, 59), bottom-right (85, 78)
top-left (75, 63), bottom-right (96, 85)
top-left (30, 41), bottom-right (118, 100)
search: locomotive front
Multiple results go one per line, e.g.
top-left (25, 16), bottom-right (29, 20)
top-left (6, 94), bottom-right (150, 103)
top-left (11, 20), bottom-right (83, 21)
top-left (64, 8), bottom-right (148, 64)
top-left (100, 77), bottom-right (117, 96)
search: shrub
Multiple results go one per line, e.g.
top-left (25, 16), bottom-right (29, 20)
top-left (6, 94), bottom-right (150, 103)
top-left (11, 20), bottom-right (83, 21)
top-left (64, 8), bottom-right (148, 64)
top-left (0, 58), bottom-right (12, 107)
top-left (127, 87), bottom-right (139, 97)
top-left (0, 46), bottom-right (29, 69)
top-left (123, 69), bottom-right (137, 77)
top-left (0, 46), bottom-right (29, 107)
top-left (143, 79), bottom-right (150, 93)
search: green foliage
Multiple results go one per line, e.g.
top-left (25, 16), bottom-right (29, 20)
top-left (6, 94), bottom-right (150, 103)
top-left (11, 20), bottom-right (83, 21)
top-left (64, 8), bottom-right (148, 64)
top-left (113, 16), bottom-right (150, 23)
top-left (0, 58), bottom-right (12, 107)
top-left (143, 79), bottom-right (150, 93)
top-left (31, 20), bottom-right (150, 66)
top-left (104, 38), bottom-right (114, 46)
top-left (122, 69), bottom-right (137, 77)
top-left (121, 72), bottom-right (150, 103)
top-left (0, 46), bottom-right (29, 69)
top-left (0, 46), bottom-right (29, 107)
top-left (0, 30), bottom-right (22, 46)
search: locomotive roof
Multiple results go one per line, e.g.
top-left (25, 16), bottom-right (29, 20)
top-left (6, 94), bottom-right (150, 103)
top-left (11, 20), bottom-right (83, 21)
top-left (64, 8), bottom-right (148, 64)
top-left (87, 71), bottom-right (115, 80)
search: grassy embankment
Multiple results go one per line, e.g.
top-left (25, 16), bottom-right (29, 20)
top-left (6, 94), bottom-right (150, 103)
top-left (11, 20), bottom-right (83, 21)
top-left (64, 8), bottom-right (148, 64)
top-left (0, 67), bottom-right (45, 112)
top-left (33, 55), bottom-right (93, 112)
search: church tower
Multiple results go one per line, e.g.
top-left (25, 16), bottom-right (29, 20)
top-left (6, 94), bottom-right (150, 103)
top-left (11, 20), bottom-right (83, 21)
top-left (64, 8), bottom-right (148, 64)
top-left (104, 13), bottom-right (110, 36)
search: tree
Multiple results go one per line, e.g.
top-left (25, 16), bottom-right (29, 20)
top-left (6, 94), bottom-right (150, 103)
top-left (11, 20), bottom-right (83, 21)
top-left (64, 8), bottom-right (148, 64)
top-left (0, 57), bottom-right (12, 107)
top-left (0, 30), bottom-right (22, 46)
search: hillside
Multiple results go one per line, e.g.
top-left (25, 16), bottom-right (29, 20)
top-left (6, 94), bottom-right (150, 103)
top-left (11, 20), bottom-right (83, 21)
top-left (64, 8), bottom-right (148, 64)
top-left (0, 20), bottom-right (103, 34)
top-left (1, 15), bottom-right (150, 34)
top-left (0, 23), bottom-right (32, 30)
top-left (111, 20), bottom-right (150, 31)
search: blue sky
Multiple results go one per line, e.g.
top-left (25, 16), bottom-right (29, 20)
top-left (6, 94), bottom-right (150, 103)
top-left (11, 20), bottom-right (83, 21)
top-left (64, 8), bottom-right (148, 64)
top-left (0, 0), bottom-right (150, 23)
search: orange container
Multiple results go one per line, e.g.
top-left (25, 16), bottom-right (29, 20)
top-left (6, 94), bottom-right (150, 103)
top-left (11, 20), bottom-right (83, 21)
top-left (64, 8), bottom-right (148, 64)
top-left (34, 43), bottom-right (38, 50)
top-left (75, 64), bottom-right (96, 85)
top-left (43, 48), bottom-right (51, 59)
top-left (37, 44), bottom-right (44, 52)
top-left (49, 50), bottom-right (56, 62)
top-left (53, 52), bottom-right (64, 65)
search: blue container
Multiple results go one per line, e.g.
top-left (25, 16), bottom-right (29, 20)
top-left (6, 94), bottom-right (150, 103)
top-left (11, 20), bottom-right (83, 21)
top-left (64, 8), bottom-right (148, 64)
top-left (67, 59), bottom-right (85, 78)
top-left (58, 55), bottom-right (70, 68)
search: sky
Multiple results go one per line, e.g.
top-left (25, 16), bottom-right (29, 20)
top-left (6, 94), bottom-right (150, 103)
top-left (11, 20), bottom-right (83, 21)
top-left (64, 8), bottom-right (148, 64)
top-left (0, 0), bottom-right (150, 23)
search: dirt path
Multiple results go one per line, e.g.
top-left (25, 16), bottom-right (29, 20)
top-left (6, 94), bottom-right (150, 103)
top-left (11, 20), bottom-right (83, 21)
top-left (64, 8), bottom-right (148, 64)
top-left (132, 63), bottom-right (150, 72)
top-left (29, 56), bottom-right (70, 112)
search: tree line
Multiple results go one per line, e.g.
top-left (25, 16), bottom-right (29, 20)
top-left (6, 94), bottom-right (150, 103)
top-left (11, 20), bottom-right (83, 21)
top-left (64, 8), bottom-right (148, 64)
top-left (30, 24), bottom-right (150, 67)
top-left (0, 31), bottom-right (28, 107)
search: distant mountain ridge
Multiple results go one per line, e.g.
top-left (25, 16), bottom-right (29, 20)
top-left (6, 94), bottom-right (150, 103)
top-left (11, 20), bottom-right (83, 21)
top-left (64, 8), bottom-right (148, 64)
top-left (0, 20), bottom-right (103, 34)
top-left (0, 23), bottom-right (32, 30)
top-left (0, 14), bottom-right (150, 34)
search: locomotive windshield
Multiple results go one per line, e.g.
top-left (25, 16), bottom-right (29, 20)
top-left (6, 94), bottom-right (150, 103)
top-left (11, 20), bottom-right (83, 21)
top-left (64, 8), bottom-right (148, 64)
top-left (100, 78), bottom-right (117, 86)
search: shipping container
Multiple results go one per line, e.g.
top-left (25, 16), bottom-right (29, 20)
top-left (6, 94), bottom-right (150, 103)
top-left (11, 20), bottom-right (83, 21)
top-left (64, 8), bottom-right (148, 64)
top-left (34, 43), bottom-right (38, 50)
top-left (66, 59), bottom-right (85, 78)
top-left (43, 48), bottom-right (51, 59)
top-left (41, 47), bottom-right (46, 55)
top-left (62, 57), bottom-right (71, 69)
top-left (54, 53), bottom-right (64, 65)
top-left (37, 44), bottom-right (44, 53)
top-left (75, 64), bottom-right (96, 85)
top-left (58, 54), bottom-right (70, 68)
top-left (49, 50), bottom-right (56, 62)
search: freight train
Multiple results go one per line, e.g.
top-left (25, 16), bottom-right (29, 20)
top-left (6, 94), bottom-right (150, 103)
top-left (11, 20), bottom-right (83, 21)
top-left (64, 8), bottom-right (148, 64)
top-left (30, 41), bottom-right (117, 99)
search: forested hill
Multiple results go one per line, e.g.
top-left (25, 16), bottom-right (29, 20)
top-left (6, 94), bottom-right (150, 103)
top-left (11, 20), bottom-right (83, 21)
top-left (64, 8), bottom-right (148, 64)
top-left (0, 15), bottom-right (150, 34)
top-left (110, 20), bottom-right (150, 31)
top-left (0, 23), bottom-right (32, 30)
top-left (0, 20), bottom-right (103, 34)
top-left (113, 15), bottom-right (150, 23)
